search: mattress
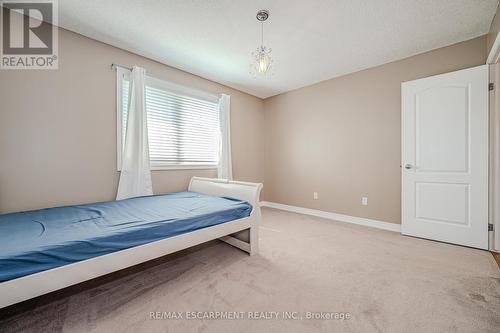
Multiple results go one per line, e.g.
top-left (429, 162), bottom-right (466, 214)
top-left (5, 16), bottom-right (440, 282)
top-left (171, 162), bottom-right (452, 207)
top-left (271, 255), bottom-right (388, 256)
top-left (0, 191), bottom-right (252, 281)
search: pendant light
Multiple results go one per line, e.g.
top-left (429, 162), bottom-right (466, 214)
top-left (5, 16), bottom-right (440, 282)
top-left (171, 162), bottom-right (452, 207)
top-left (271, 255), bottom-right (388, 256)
top-left (250, 10), bottom-right (273, 76)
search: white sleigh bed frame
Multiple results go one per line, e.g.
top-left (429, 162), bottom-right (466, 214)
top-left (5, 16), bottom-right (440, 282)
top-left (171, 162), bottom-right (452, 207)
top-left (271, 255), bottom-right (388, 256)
top-left (0, 177), bottom-right (263, 309)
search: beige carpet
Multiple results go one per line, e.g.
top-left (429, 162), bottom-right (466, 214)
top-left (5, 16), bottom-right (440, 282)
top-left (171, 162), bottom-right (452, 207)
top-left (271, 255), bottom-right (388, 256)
top-left (1, 207), bottom-right (499, 333)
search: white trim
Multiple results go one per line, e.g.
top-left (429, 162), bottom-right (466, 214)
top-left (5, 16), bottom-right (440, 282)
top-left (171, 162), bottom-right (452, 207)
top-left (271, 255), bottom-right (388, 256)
top-left (490, 64), bottom-right (500, 252)
top-left (487, 32), bottom-right (500, 64)
top-left (150, 164), bottom-right (217, 171)
top-left (260, 201), bottom-right (401, 233)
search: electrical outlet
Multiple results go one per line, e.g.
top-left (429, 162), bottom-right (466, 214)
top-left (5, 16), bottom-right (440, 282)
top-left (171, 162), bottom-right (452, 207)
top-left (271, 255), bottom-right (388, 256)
top-left (313, 192), bottom-right (319, 200)
top-left (361, 197), bottom-right (368, 206)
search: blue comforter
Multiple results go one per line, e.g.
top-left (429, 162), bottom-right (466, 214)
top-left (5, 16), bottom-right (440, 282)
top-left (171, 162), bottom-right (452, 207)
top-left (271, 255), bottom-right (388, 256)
top-left (0, 191), bottom-right (252, 281)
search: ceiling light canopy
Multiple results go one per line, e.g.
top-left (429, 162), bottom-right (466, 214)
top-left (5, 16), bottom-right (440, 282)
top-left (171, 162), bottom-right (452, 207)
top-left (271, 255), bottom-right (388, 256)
top-left (250, 9), bottom-right (273, 77)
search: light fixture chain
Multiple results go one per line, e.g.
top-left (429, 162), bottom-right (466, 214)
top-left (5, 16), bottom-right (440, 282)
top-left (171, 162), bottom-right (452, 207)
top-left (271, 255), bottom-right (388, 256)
top-left (261, 21), bottom-right (264, 47)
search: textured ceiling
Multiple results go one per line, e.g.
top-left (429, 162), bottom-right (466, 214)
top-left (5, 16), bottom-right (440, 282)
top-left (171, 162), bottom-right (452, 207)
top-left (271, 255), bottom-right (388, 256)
top-left (57, 0), bottom-right (498, 98)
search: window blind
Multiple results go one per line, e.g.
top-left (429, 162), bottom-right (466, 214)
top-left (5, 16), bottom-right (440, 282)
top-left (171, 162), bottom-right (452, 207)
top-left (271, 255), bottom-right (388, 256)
top-left (121, 79), bottom-right (220, 167)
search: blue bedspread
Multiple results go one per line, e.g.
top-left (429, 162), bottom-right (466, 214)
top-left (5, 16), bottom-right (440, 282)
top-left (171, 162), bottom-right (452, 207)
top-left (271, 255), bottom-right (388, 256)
top-left (0, 192), bottom-right (252, 281)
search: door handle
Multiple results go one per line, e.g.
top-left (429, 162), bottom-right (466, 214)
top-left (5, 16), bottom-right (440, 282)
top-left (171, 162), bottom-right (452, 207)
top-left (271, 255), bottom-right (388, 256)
top-left (405, 164), bottom-right (413, 170)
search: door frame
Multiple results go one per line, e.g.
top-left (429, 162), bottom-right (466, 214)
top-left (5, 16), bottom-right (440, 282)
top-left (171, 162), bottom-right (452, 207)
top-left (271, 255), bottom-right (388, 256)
top-left (490, 64), bottom-right (500, 252)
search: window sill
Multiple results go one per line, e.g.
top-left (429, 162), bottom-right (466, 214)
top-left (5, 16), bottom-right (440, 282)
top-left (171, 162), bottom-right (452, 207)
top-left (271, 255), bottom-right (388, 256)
top-left (150, 164), bottom-right (218, 171)
top-left (117, 165), bottom-right (217, 172)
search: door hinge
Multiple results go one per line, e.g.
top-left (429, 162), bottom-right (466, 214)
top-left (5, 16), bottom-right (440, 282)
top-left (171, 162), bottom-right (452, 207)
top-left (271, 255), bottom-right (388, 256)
top-left (489, 83), bottom-right (494, 91)
top-left (488, 223), bottom-right (494, 231)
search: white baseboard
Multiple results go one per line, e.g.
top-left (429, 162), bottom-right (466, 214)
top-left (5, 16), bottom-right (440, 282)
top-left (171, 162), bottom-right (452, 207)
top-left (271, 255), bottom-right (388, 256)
top-left (260, 201), bottom-right (401, 233)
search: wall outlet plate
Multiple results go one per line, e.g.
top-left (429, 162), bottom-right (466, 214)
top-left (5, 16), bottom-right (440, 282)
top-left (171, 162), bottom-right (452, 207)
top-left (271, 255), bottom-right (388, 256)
top-left (313, 192), bottom-right (319, 200)
top-left (362, 197), bottom-right (368, 205)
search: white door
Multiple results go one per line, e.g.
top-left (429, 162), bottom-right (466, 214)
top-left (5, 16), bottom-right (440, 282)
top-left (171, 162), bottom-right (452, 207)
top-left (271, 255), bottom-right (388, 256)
top-left (401, 65), bottom-right (489, 249)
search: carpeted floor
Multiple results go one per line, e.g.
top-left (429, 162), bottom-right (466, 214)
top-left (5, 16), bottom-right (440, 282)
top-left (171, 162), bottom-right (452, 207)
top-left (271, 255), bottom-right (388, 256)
top-left (493, 252), bottom-right (500, 269)
top-left (1, 207), bottom-right (499, 333)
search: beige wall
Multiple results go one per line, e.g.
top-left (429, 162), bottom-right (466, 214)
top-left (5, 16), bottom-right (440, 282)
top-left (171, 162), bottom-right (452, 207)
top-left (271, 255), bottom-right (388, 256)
top-left (263, 36), bottom-right (487, 224)
top-left (488, 2), bottom-right (500, 57)
top-left (0, 19), bottom-right (488, 224)
top-left (0, 27), bottom-right (265, 213)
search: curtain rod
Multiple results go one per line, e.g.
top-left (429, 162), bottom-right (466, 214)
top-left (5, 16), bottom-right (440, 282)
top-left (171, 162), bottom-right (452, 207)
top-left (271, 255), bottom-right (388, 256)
top-left (111, 63), bottom-right (221, 102)
top-left (111, 63), bottom-right (132, 71)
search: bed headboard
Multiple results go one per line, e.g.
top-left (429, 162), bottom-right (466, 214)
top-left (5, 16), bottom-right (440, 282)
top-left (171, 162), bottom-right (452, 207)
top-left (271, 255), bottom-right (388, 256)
top-left (188, 177), bottom-right (263, 210)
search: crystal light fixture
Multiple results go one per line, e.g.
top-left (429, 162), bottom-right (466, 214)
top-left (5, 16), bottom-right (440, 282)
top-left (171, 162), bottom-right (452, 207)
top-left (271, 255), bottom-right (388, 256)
top-left (250, 10), bottom-right (273, 76)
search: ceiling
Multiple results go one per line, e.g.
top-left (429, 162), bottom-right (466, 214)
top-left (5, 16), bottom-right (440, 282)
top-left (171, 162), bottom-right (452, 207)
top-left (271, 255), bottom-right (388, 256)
top-left (57, 0), bottom-right (498, 98)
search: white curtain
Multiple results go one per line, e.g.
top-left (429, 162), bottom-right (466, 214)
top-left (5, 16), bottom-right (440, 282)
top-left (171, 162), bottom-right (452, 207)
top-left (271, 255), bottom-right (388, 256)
top-left (116, 66), bottom-right (153, 200)
top-left (217, 94), bottom-right (233, 180)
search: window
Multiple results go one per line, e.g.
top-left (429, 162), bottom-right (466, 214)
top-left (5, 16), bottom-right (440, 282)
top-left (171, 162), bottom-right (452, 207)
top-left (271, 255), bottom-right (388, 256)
top-left (117, 69), bottom-right (221, 170)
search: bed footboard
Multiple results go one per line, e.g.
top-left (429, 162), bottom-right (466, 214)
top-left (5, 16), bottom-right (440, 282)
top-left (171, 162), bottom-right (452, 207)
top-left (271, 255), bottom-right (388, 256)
top-left (188, 177), bottom-right (263, 255)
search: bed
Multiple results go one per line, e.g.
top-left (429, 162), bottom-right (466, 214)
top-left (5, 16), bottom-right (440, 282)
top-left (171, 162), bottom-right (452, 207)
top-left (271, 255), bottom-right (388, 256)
top-left (0, 177), bottom-right (262, 308)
